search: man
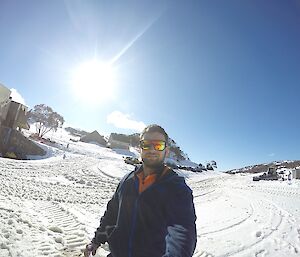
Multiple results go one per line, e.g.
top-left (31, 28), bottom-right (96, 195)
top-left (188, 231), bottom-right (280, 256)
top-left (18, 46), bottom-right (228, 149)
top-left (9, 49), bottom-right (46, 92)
top-left (84, 124), bottom-right (197, 257)
top-left (288, 171), bottom-right (292, 185)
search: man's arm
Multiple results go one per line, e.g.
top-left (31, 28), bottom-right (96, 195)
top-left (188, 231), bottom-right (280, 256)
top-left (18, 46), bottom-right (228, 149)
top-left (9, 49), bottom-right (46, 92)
top-left (91, 187), bottom-right (120, 246)
top-left (164, 183), bottom-right (197, 257)
top-left (84, 190), bottom-right (119, 257)
top-left (85, 170), bottom-right (134, 255)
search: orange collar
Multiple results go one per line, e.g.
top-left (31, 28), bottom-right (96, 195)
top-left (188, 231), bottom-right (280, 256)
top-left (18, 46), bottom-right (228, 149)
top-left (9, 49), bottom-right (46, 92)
top-left (137, 166), bottom-right (170, 193)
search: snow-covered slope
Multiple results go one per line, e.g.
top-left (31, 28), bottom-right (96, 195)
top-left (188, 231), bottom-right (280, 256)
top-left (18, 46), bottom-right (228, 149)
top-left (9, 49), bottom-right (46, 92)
top-left (1, 130), bottom-right (300, 257)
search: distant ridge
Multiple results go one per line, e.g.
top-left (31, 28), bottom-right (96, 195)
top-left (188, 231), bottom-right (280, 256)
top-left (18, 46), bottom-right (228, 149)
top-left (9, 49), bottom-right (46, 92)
top-left (226, 160), bottom-right (300, 174)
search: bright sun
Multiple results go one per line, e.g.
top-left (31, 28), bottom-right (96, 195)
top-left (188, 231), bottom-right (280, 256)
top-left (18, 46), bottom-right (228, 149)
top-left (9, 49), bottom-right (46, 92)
top-left (70, 60), bottom-right (116, 104)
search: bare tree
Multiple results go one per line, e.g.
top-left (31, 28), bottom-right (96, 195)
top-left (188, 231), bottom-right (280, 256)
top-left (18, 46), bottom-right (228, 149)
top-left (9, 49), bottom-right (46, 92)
top-left (27, 104), bottom-right (64, 137)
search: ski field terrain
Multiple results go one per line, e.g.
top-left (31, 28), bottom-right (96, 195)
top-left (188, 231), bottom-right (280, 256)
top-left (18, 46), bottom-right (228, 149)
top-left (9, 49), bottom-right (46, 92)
top-left (1, 134), bottom-right (300, 257)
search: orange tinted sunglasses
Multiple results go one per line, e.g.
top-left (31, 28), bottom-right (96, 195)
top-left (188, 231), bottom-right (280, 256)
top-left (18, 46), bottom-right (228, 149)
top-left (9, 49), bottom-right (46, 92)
top-left (140, 140), bottom-right (166, 151)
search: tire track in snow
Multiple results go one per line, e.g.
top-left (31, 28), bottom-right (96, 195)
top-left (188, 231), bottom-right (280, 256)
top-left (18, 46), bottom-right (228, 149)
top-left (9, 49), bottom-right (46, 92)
top-left (194, 175), bottom-right (300, 256)
top-left (189, 178), bottom-right (225, 204)
top-left (199, 201), bottom-right (254, 236)
top-left (193, 248), bottom-right (215, 257)
top-left (0, 196), bottom-right (41, 257)
top-left (0, 195), bottom-right (14, 257)
top-left (0, 155), bottom-right (117, 257)
top-left (226, 191), bottom-right (300, 257)
top-left (30, 201), bottom-right (90, 257)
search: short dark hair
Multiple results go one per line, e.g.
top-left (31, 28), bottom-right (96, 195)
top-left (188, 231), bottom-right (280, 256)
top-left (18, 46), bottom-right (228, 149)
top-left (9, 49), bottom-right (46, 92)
top-left (140, 124), bottom-right (169, 142)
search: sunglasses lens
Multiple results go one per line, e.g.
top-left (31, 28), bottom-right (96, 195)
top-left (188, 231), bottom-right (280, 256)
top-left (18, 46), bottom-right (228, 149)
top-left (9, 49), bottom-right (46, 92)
top-left (153, 142), bottom-right (166, 151)
top-left (140, 140), bottom-right (166, 151)
top-left (141, 141), bottom-right (151, 150)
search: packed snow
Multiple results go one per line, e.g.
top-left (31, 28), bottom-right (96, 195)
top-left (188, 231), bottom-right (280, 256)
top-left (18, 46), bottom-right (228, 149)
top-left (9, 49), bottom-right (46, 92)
top-left (1, 129), bottom-right (300, 257)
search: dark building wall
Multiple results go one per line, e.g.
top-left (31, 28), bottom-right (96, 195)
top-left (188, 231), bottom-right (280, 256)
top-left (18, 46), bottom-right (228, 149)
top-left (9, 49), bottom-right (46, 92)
top-left (0, 126), bottom-right (11, 153)
top-left (0, 100), bottom-right (10, 125)
top-left (0, 126), bottom-right (45, 159)
top-left (2, 101), bottom-right (25, 129)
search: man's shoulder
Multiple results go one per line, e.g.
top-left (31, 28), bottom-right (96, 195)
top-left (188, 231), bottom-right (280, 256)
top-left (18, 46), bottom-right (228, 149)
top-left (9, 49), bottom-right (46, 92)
top-left (163, 169), bottom-right (192, 193)
top-left (164, 168), bottom-right (186, 182)
top-left (120, 166), bottom-right (138, 183)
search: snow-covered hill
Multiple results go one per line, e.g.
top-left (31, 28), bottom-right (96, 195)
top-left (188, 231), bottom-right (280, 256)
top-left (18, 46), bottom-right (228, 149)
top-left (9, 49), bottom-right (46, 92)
top-left (1, 129), bottom-right (300, 257)
top-left (227, 160), bottom-right (300, 174)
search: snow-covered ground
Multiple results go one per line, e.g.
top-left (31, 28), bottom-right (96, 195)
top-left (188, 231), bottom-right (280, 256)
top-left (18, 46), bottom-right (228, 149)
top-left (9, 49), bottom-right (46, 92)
top-left (1, 130), bottom-right (300, 257)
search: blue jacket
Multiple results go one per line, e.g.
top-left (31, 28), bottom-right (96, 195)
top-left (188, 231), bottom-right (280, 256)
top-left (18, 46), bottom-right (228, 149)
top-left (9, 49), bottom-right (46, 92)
top-left (92, 165), bottom-right (197, 257)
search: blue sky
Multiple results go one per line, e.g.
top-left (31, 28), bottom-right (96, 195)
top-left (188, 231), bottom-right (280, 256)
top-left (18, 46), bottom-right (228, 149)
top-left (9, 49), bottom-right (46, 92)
top-left (1, 0), bottom-right (300, 171)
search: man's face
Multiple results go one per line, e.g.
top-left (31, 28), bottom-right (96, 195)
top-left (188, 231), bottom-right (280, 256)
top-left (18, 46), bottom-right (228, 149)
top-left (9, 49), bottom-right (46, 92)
top-left (140, 132), bottom-right (169, 169)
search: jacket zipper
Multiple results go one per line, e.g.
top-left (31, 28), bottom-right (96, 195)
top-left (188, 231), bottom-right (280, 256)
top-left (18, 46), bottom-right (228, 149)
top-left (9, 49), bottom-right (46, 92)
top-left (127, 170), bottom-right (175, 257)
top-left (128, 178), bottom-right (139, 257)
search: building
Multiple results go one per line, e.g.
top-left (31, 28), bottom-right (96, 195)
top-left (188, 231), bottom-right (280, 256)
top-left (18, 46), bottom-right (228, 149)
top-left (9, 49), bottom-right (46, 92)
top-left (0, 84), bottom-right (29, 130)
top-left (0, 83), bottom-right (40, 159)
top-left (0, 84), bottom-right (11, 126)
top-left (292, 169), bottom-right (300, 179)
top-left (80, 130), bottom-right (107, 146)
top-left (1, 100), bottom-right (29, 130)
top-left (108, 133), bottom-right (130, 149)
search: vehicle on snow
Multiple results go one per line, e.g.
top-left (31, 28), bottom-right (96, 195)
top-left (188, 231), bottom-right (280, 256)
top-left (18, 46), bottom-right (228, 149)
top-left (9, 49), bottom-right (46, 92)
top-left (124, 156), bottom-right (141, 165)
top-left (253, 167), bottom-right (280, 181)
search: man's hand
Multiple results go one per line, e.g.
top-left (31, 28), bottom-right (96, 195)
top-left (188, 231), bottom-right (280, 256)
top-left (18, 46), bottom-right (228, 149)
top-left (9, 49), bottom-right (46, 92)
top-left (84, 243), bottom-right (98, 257)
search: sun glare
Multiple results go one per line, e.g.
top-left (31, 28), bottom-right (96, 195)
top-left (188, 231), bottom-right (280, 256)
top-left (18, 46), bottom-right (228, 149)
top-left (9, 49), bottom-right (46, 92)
top-left (70, 60), bottom-right (116, 104)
